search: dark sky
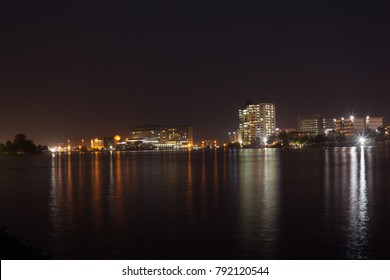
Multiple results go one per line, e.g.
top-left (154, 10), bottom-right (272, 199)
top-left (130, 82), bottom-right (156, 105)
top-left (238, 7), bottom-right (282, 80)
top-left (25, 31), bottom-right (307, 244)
top-left (1, 1), bottom-right (390, 145)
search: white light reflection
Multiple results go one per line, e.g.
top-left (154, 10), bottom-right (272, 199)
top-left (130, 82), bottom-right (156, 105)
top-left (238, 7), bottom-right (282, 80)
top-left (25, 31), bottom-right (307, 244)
top-left (323, 150), bottom-right (330, 216)
top-left (260, 148), bottom-right (280, 257)
top-left (49, 152), bottom-right (62, 243)
top-left (109, 151), bottom-right (114, 190)
top-left (238, 149), bottom-right (280, 258)
top-left (346, 148), bottom-right (369, 259)
top-left (108, 151), bottom-right (115, 217)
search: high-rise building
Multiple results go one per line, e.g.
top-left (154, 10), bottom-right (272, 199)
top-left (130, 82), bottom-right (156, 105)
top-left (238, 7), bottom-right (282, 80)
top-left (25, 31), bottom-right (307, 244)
top-left (238, 100), bottom-right (276, 146)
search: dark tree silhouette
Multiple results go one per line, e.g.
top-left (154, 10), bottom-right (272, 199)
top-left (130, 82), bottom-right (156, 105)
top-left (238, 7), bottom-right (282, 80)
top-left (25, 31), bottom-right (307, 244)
top-left (0, 143), bottom-right (6, 155)
top-left (7, 133), bottom-right (38, 154)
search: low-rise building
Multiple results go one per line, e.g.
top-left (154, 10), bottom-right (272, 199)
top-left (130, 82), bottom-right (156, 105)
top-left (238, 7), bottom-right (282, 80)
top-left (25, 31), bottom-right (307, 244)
top-left (128, 125), bottom-right (193, 149)
top-left (335, 117), bottom-right (354, 137)
top-left (228, 131), bottom-right (239, 143)
top-left (297, 114), bottom-right (335, 135)
top-left (335, 116), bottom-right (384, 136)
top-left (104, 135), bottom-right (121, 149)
top-left (90, 138), bottom-right (104, 150)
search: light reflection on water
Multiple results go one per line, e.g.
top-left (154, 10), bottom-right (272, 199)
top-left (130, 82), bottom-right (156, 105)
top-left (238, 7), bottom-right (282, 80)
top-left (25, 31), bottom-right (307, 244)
top-left (1, 148), bottom-right (390, 259)
top-left (345, 148), bottom-right (369, 259)
top-left (237, 149), bottom-right (280, 258)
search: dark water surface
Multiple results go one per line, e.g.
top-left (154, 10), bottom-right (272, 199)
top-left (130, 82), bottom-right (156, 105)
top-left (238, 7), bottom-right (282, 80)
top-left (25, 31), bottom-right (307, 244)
top-left (1, 148), bottom-right (390, 259)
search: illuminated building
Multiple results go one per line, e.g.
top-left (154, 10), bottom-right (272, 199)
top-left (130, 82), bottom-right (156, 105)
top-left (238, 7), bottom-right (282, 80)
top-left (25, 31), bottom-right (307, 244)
top-left (297, 114), bottom-right (335, 135)
top-left (128, 125), bottom-right (193, 149)
top-left (366, 116), bottom-right (384, 132)
top-left (353, 116), bottom-right (384, 134)
top-left (90, 138), bottom-right (104, 150)
top-left (353, 117), bottom-right (366, 134)
top-left (104, 135), bottom-right (121, 149)
top-left (335, 117), bottom-right (354, 137)
top-left (297, 114), bottom-right (322, 134)
top-left (336, 116), bottom-right (384, 136)
top-left (201, 140), bottom-right (219, 149)
top-left (238, 100), bottom-right (276, 146)
top-left (228, 131), bottom-right (239, 143)
top-left (279, 128), bottom-right (296, 133)
top-left (322, 117), bottom-right (336, 134)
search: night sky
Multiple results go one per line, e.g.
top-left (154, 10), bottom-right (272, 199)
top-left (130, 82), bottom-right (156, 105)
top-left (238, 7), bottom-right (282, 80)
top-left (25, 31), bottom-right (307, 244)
top-left (1, 1), bottom-right (390, 145)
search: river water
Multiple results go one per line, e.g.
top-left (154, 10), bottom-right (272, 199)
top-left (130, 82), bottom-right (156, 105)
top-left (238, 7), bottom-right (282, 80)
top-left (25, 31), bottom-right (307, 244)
top-left (1, 148), bottom-right (390, 259)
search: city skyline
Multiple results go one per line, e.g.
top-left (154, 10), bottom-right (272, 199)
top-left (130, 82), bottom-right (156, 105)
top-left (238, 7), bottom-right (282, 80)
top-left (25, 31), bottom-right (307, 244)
top-left (1, 1), bottom-right (390, 144)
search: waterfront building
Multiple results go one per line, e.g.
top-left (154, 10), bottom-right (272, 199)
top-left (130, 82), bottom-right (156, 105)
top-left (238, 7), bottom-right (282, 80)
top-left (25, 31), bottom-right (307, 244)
top-left (352, 116), bottom-right (366, 134)
top-left (104, 135), bottom-right (121, 149)
top-left (366, 116), bottom-right (384, 132)
top-left (297, 114), bottom-right (335, 135)
top-left (90, 138), bottom-right (104, 150)
top-left (335, 116), bottom-right (384, 136)
top-left (322, 116), bottom-right (336, 134)
top-left (335, 117), bottom-right (354, 137)
top-left (353, 116), bottom-right (384, 134)
top-left (238, 100), bottom-right (276, 146)
top-left (201, 140), bottom-right (219, 149)
top-left (297, 114), bottom-right (322, 134)
top-left (128, 125), bottom-right (193, 149)
top-left (228, 131), bottom-right (239, 143)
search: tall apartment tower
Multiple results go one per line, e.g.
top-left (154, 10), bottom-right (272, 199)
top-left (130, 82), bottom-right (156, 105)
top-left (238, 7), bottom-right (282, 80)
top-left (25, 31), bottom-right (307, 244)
top-left (239, 100), bottom-right (276, 146)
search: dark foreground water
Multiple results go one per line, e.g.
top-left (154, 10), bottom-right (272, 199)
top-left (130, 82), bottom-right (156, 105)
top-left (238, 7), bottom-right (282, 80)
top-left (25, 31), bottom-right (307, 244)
top-left (1, 148), bottom-right (390, 259)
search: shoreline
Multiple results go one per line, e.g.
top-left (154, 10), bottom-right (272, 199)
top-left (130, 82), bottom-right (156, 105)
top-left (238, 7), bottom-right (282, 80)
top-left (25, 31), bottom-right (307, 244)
top-left (0, 227), bottom-right (51, 260)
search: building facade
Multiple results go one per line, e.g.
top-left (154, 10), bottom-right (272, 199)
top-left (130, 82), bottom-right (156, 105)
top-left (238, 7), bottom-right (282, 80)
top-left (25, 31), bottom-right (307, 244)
top-left (90, 138), bottom-right (104, 150)
top-left (103, 135), bottom-right (121, 149)
top-left (238, 100), bottom-right (276, 146)
top-left (366, 116), bottom-right (384, 132)
top-left (128, 125), bottom-right (193, 149)
top-left (322, 116), bottom-right (336, 134)
top-left (228, 131), bottom-right (239, 143)
top-left (297, 114), bottom-right (335, 135)
top-left (297, 114), bottom-right (323, 135)
top-left (335, 116), bottom-right (384, 136)
top-left (335, 117), bottom-right (354, 137)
